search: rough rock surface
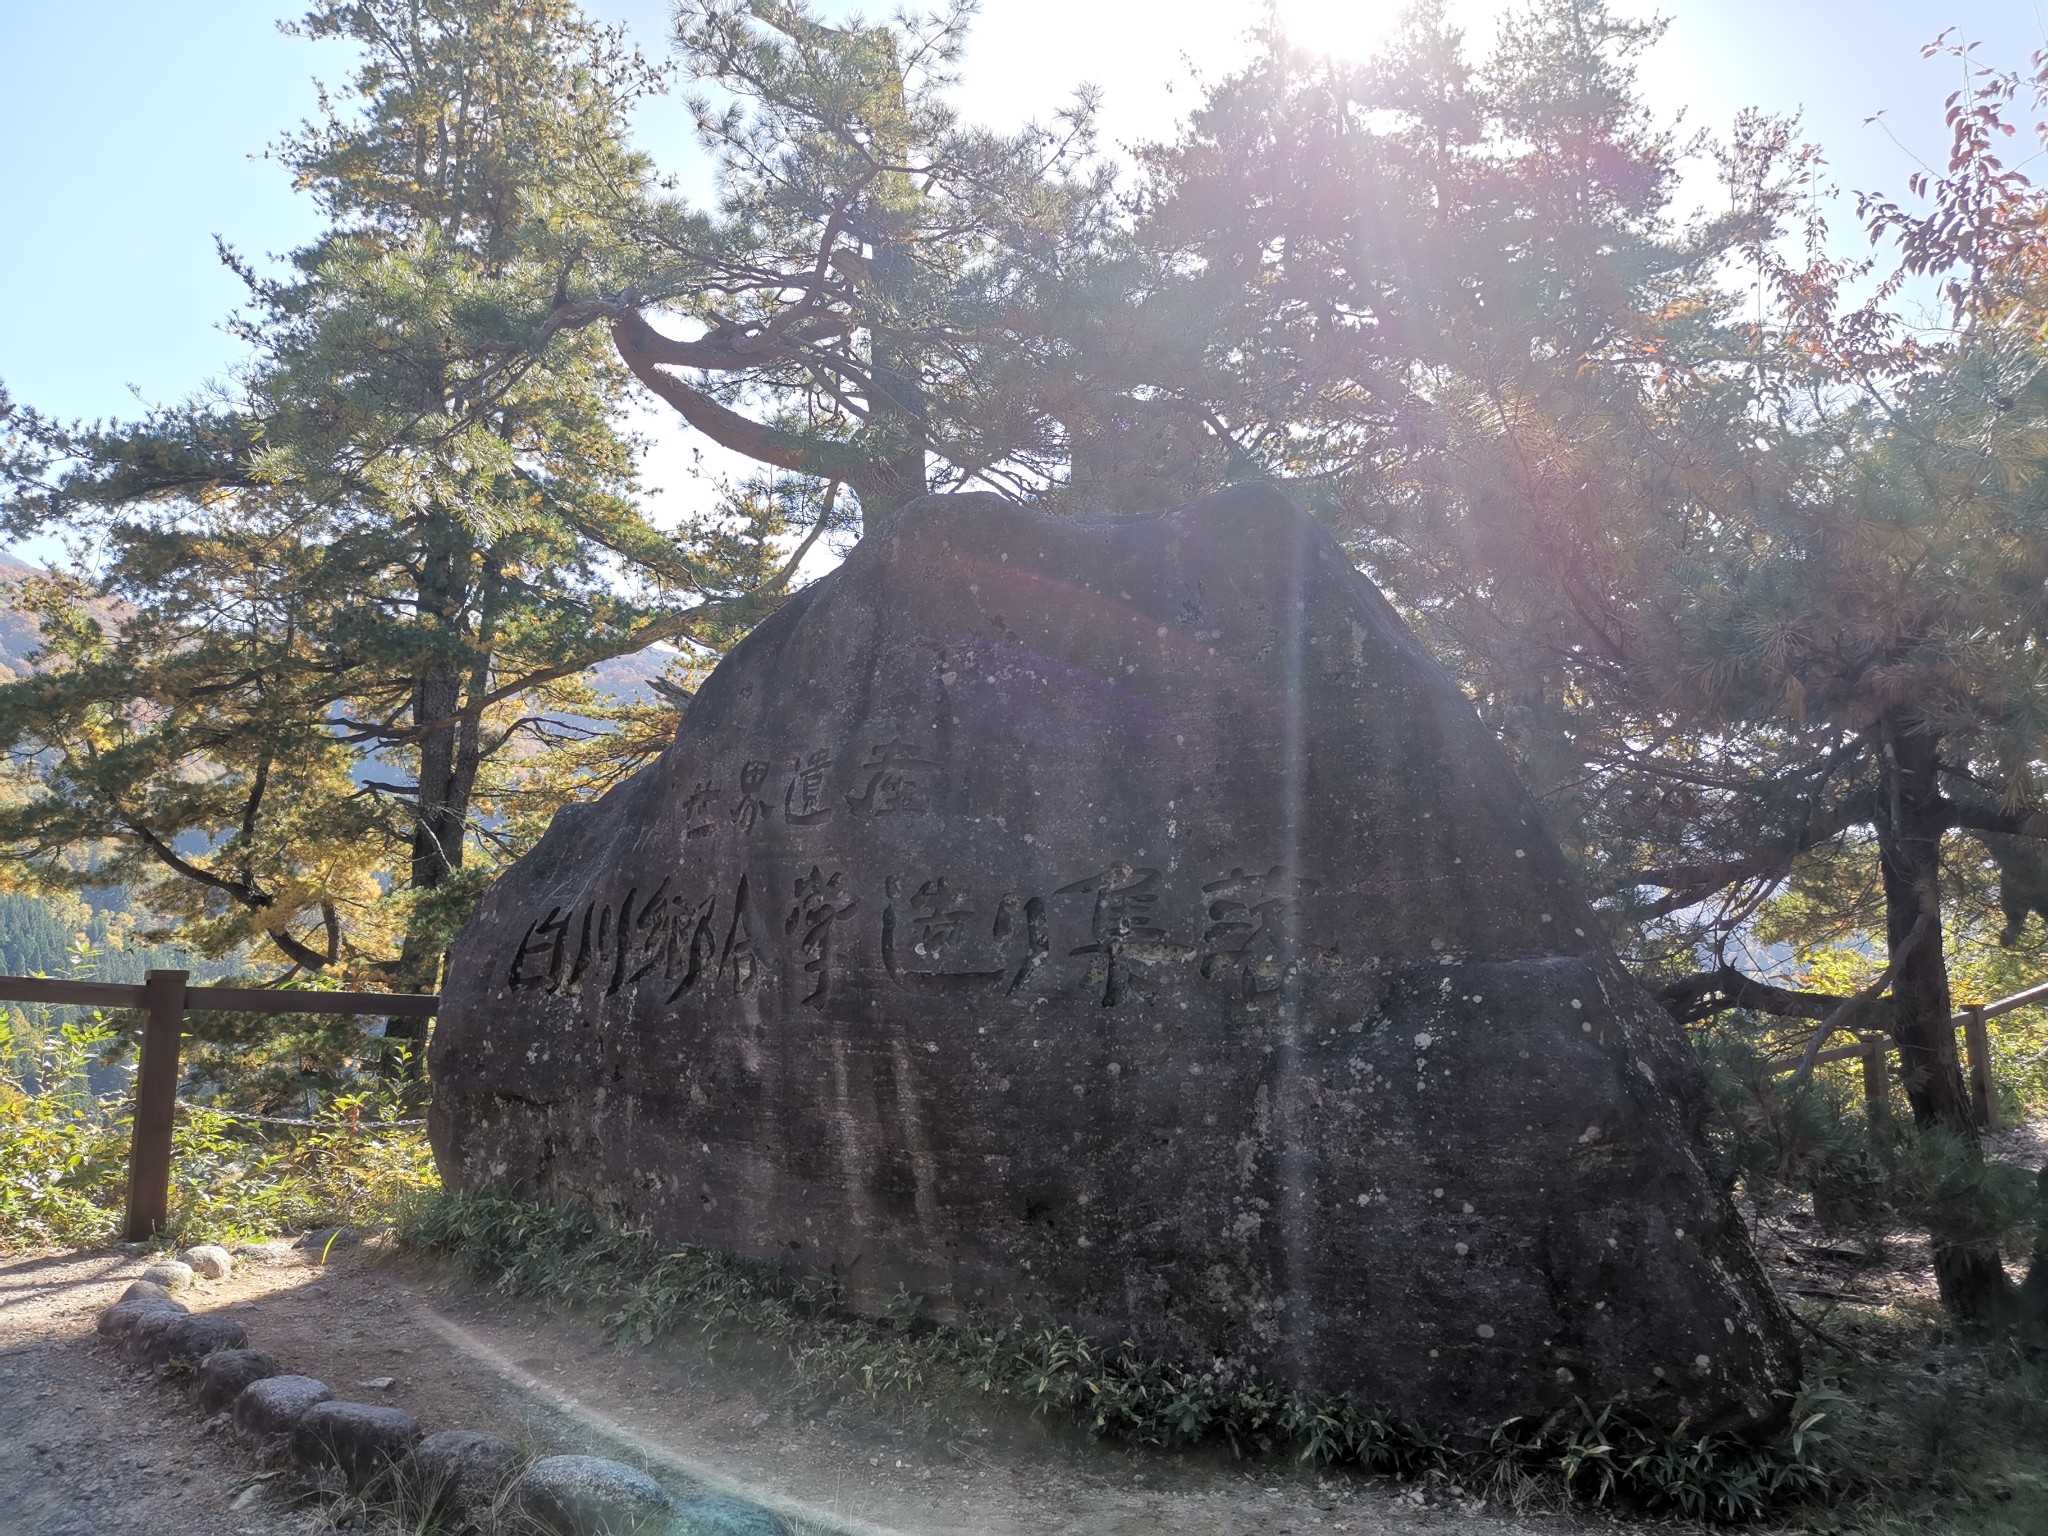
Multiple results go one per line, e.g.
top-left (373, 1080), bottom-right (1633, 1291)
top-left (432, 484), bottom-right (1800, 1434)
top-left (512, 1454), bottom-right (673, 1536)
top-left (96, 1297), bottom-right (184, 1341)
top-left (233, 1374), bottom-right (333, 1439)
top-left (191, 1348), bottom-right (282, 1414)
top-left (412, 1428), bottom-right (523, 1524)
top-left (667, 1491), bottom-right (791, 1535)
top-left (138, 1313), bottom-right (247, 1368)
top-left (290, 1400), bottom-right (421, 1488)
top-left (180, 1244), bottom-right (234, 1281)
top-left (138, 1260), bottom-right (194, 1291)
top-left (119, 1279), bottom-right (174, 1305)
top-left (121, 1305), bottom-right (198, 1364)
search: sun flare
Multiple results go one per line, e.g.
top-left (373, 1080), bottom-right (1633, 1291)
top-left (1266, 0), bottom-right (1409, 61)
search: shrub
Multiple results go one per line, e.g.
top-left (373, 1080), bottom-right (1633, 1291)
top-left (401, 1190), bottom-right (1834, 1521)
top-left (0, 997), bottom-right (436, 1249)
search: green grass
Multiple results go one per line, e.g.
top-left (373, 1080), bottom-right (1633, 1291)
top-left (399, 1189), bottom-right (1836, 1523)
top-left (1775, 1303), bottom-right (2048, 1535)
top-left (0, 1006), bottom-right (436, 1249)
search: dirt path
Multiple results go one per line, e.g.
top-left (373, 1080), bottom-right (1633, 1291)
top-left (0, 1241), bottom-right (1587, 1536)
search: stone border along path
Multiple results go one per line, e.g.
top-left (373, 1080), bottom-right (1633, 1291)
top-left (91, 1244), bottom-right (801, 1536)
top-left (5, 1238), bottom-right (1576, 1535)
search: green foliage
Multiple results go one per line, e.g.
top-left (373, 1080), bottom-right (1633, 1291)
top-left (402, 1189), bottom-right (1833, 1521)
top-left (1811, 1346), bottom-right (2048, 1535)
top-left (0, 891), bottom-right (209, 982)
top-left (576, 0), bottom-right (1124, 528)
top-left (0, 974), bottom-right (435, 1248)
top-left (0, 1005), bottom-right (129, 1246)
top-left (0, 0), bottom-right (763, 987)
top-left (1695, 1006), bottom-right (2048, 1242)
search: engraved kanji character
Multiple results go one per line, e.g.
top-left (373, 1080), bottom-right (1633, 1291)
top-left (1199, 866), bottom-right (1330, 1000)
top-left (784, 867), bottom-right (856, 1005)
top-left (587, 887), bottom-right (639, 994)
top-left (731, 760), bottom-right (773, 830)
top-left (881, 875), bottom-right (1004, 989)
top-left (784, 749), bottom-right (834, 826)
top-left (621, 879), bottom-right (719, 996)
top-left (720, 873), bottom-right (765, 995)
top-left (659, 894), bottom-right (720, 1001)
top-left (992, 890), bottom-right (1049, 997)
top-left (845, 740), bottom-right (937, 816)
top-left (1055, 863), bottom-right (1192, 1006)
top-left (508, 906), bottom-right (572, 991)
top-left (623, 878), bottom-right (675, 986)
top-left (564, 897), bottom-right (619, 992)
top-left (908, 878), bottom-right (973, 958)
top-left (682, 781), bottom-right (720, 839)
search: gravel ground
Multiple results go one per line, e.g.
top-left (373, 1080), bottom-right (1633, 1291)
top-left (0, 1242), bottom-right (1593, 1536)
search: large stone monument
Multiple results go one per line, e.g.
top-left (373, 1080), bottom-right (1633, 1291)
top-left (430, 485), bottom-right (1798, 1435)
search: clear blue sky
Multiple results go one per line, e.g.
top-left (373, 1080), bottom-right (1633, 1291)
top-left (2, 1), bottom-right (2043, 520)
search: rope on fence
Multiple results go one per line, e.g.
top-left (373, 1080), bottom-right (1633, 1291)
top-left (173, 1099), bottom-right (425, 1129)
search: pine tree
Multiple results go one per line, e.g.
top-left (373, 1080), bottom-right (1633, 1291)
top-left (539, 0), bottom-right (1122, 532)
top-left (1128, 7), bottom-right (2048, 1324)
top-left (0, 1), bottom-right (800, 1006)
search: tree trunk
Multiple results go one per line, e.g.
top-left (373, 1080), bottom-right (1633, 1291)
top-left (859, 227), bottom-right (928, 533)
top-left (389, 513), bottom-right (477, 1058)
top-left (1878, 712), bottom-right (2012, 1325)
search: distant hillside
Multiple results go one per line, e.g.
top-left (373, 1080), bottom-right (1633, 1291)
top-left (0, 550), bottom-right (42, 681)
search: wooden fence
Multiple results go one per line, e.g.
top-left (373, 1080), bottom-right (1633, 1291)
top-left (0, 970), bottom-right (437, 1241)
top-left (1773, 977), bottom-right (2048, 1131)
top-left (6, 964), bottom-right (2040, 1240)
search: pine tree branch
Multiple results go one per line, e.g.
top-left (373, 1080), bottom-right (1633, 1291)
top-left (1624, 792), bottom-right (1871, 916)
top-left (371, 481), bottom-right (839, 749)
top-left (118, 814), bottom-right (267, 910)
top-left (1790, 908), bottom-right (1933, 1083)
top-left (607, 312), bottom-right (881, 489)
top-left (1942, 799), bottom-right (2048, 840)
top-left (1655, 965), bottom-right (1851, 1024)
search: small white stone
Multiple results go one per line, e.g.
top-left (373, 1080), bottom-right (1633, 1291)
top-left (1570, 998), bottom-right (1583, 1009)
top-left (1454, 1242), bottom-right (1469, 1256)
top-left (1476, 1324), bottom-right (1495, 1339)
top-left (1414, 1032), bottom-right (1432, 1049)
top-left (1514, 849), bottom-right (1526, 858)
top-left (1462, 1202), bottom-right (1474, 1214)
top-left (1674, 1228), bottom-right (1685, 1238)
top-left (1694, 1354), bottom-right (1711, 1370)
top-left (1555, 1367), bottom-right (1574, 1384)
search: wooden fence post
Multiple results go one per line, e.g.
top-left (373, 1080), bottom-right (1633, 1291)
top-left (1961, 1003), bottom-right (1998, 1133)
top-left (1861, 1036), bottom-right (1891, 1126)
top-left (123, 968), bottom-right (189, 1241)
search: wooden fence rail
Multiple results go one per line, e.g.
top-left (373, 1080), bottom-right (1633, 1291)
top-left (1771, 976), bottom-right (2048, 1132)
top-left (0, 968), bottom-right (437, 1240)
